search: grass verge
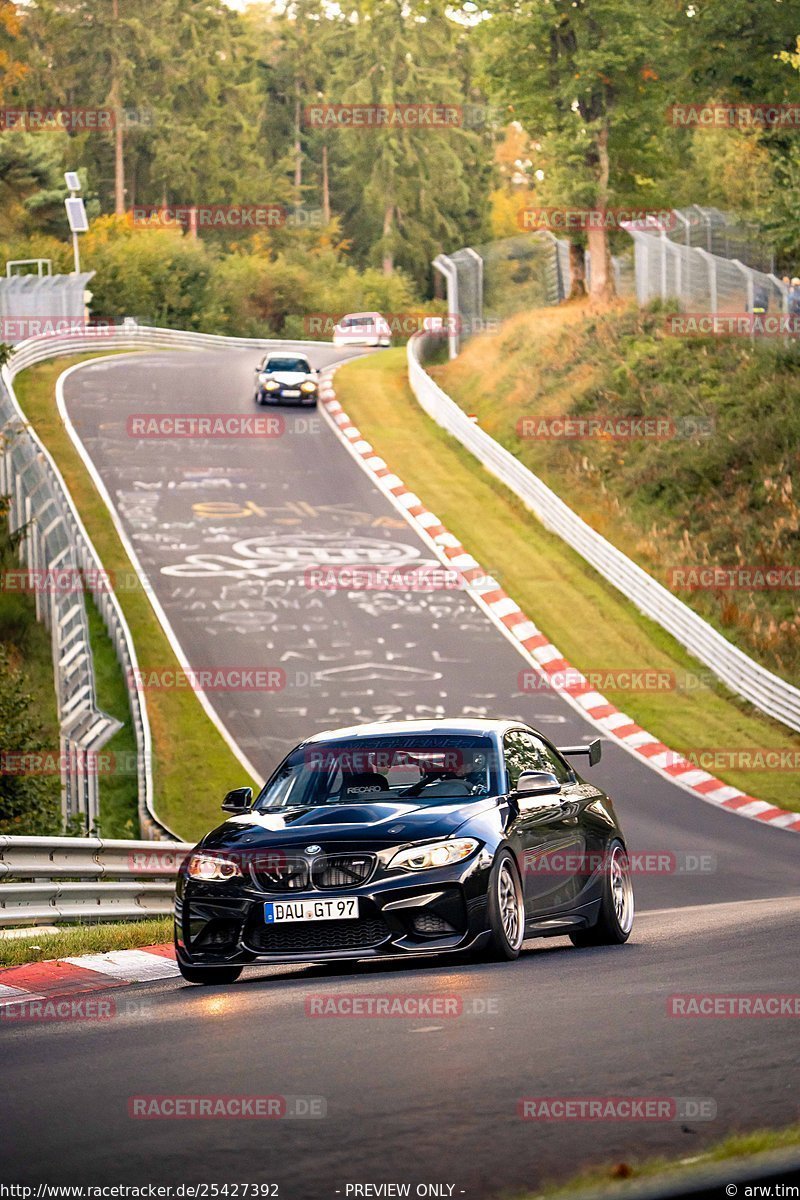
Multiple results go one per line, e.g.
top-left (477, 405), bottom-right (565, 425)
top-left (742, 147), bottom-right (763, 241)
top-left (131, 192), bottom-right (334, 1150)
top-left (521, 1123), bottom-right (800, 1198)
top-left (432, 301), bottom-right (800, 683)
top-left (13, 354), bottom-right (257, 841)
top-left (0, 916), bottom-right (173, 967)
top-left (0, 508), bottom-right (62, 834)
top-left (333, 350), bottom-right (800, 809)
top-left (85, 594), bottom-right (139, 838)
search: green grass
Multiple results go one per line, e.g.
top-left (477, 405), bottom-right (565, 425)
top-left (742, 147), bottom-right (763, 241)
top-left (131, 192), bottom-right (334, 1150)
top-left (85, 595), bottom-right (139, 838)
top-left (333, 350), bottom-right (800, 809)
top-left (13, 355), bottom-right (257, 840)
top-left (0, 522), bottom-right (60, 744)
top-left (519, 1123), bottom-right (800, 1198)
top-left (0, 917), bottom-right (172, 967)
top-left (0, 509), bottom-right (62, 834)
top-left (433, 301), bottom-right (800, 684)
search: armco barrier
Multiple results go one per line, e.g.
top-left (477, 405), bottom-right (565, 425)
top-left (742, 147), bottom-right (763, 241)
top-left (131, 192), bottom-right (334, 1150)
top-left (2, 324), bottom-right (323, 840)
top-left (0, 835), bottom-right (192, 926)
top-left (407, 333), bottom-right (800, 734)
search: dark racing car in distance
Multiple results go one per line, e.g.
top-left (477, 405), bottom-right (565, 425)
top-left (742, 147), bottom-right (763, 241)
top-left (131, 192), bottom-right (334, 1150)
top-left (253, 352), bottom-right (318, 406)
top-left (175, 718), bottom-right (634, 983)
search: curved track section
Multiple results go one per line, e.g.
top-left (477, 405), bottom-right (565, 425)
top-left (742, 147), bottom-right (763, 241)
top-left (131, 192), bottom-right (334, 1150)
top-left (3, 343), bottom-right (794, 1195)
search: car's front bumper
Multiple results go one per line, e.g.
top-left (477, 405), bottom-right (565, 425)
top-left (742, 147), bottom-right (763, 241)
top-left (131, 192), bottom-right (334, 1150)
top-left (256, 388), bottom-right (317, 405)
top-left (175, 854), bottom-right (493, 967)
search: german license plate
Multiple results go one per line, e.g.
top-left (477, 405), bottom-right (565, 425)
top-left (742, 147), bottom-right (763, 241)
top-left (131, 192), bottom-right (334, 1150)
top-left (264, 897), bottom-right (359, 923)
top-left (282, 389), bottom-right (301, 397)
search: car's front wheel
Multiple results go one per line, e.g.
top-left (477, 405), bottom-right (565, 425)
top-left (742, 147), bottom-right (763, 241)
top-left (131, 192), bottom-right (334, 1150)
top-left (570, 840), bottom-right (634, 947)
top-left (478, 849), bottom-right (525, 961)
top-left (178, 962), bottom-right (243, 985)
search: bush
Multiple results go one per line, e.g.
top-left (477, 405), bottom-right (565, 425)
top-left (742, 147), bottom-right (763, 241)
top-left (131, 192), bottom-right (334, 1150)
top-left (82, 216), bottom-right (214, 329)
top-left (0, 645), bottom-right (61, 835)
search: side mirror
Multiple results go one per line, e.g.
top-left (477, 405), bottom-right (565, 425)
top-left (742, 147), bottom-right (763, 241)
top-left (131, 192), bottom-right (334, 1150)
top-left (515, 771), bottom-right (562, 797)
top-left (222, 786), bottom-right (253, 813)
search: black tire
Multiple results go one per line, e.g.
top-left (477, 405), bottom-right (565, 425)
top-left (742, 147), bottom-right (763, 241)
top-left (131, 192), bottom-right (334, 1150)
top-left (570, 840), bottom-right (634, 947)
top-left (476, 849), bottom-right (525, 962)
top-left (178, 962), bottom-right (243, 985)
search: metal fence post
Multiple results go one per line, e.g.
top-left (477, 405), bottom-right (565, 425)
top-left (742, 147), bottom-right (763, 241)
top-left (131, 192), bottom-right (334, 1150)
top-left (432, 255), bottom-right (460, 359)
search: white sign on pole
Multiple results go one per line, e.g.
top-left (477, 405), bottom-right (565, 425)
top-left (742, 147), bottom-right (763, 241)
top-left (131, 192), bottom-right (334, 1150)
top-left (64, 171), bottom-right (82, 192)
top-left (65, 197), bottom-right (89, 233)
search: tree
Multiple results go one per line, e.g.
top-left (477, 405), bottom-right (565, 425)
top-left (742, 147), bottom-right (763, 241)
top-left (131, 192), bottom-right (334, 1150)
top-left (16, 0), bottom-right (274, 215)
top-left (0, 0), bottom-right (27, 102)
top-left (479, 0), bottom-right (674, 300)
top-left (0, 130), bottom-right (65, 237)
top-left (325, 0), bottom-right (489, 284)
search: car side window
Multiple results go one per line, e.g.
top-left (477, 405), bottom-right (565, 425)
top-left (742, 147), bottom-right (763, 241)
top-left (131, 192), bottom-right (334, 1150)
top-left (503, 730), bottom-right (573, 790)
top-left (503, 730), bottom-right (541, 790)
top-left (524, 732), bottom-right (573, 785)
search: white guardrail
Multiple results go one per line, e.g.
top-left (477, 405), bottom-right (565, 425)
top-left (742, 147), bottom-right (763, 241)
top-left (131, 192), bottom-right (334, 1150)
top-left (0, 835), bottom-right (192, 926)
top-left (2, 324), bottom-right (321, 841)
top-left (407, 333), bottom-right (800, 734)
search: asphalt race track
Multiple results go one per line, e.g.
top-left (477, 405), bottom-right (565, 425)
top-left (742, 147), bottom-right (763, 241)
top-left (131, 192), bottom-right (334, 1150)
top-left (2, 345), bottom-right (798, 1196)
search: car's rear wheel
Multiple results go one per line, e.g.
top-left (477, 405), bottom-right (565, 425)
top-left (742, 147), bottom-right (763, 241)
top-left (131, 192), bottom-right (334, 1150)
top-left (478, 849), bottom-right (525, 961)
top-left (178, 962), bottom-right (243, 985)
top-left (570, 840), bottom-right (634, 947)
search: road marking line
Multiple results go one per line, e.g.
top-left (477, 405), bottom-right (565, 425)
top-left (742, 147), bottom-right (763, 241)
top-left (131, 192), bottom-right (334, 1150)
top-left (0, 983), bottom-right (45, 1006)
top-left (62, 949), bottom-right (181, 981)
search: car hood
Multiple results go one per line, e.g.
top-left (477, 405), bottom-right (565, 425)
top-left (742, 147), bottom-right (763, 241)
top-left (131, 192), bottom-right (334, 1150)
top-left (199, 796), bottom-right (499, 853)
top-left (264, 371), bottom-right (315, 385)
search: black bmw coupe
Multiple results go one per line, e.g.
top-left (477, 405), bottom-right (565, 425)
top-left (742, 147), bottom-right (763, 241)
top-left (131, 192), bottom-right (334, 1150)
top-left (174, 718), bottom-right (634, 983)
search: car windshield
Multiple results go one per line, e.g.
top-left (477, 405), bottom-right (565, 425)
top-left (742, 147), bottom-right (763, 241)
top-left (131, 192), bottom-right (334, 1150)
top-left (265, 357), bottom-right (310, 373)
top-left (254, 735), bottom-right (501, 810)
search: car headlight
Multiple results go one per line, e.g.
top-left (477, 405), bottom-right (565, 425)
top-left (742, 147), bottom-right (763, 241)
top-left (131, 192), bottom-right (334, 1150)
top-left (187, 853), bottom-right (242, 881)
top-left (265, 380), bottom-right (280, 391)
top-left (300, 380), bottom-right (317, 393)
top-left (385, 838), bottom-right (480, 872)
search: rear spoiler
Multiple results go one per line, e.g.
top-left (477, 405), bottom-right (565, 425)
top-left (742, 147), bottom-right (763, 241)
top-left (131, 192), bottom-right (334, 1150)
top-left (558, 739), bottom-right (602, 767)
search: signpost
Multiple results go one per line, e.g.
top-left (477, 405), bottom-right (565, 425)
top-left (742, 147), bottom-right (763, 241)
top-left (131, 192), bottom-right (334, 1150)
top-left (64, 172), bottom-right (89, 274)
